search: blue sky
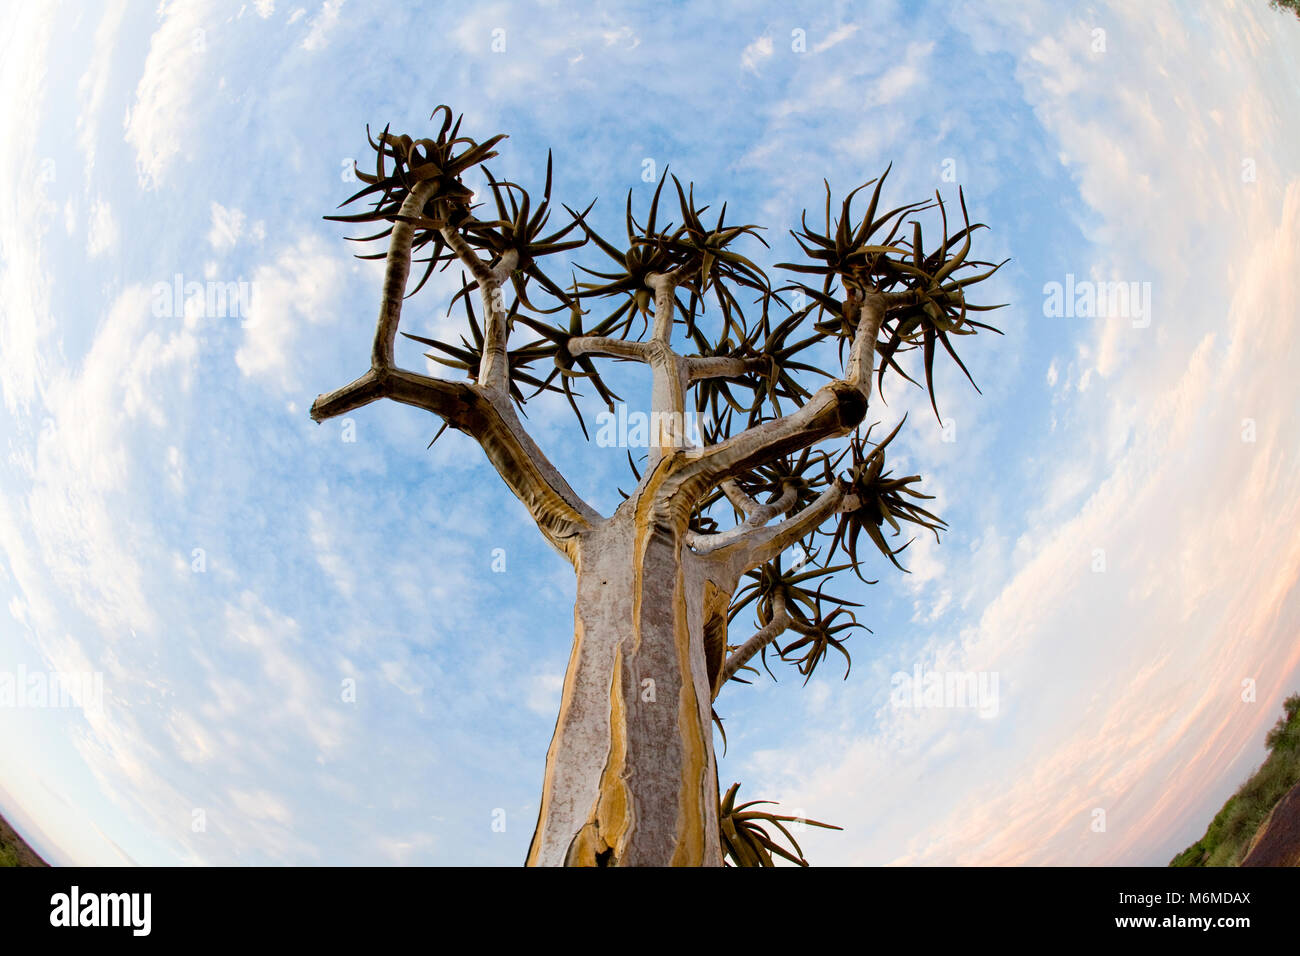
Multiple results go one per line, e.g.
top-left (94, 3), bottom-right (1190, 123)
top-left (1, 0), bottom-right (1299, 866)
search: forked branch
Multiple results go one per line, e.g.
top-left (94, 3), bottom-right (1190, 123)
top-left (665, 294), bottom-right (891, 506)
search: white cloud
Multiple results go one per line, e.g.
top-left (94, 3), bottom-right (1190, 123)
top-left (221, 591), bottom-right (347, 753)
top-left (741, 35), bottom-right (774, 73)
top-left (0, 3), bottom-right (59, 414)
top-left (86, 199), bottom-right (119, 258)
top-left (813, 24), bottom-right (859, 54)
top-left (601, 26), bottom-right (639, 48)
top-left (228, 788), bottom-right (293, 824)
top-left (165, 709), bottom-right (217, 764)
top-left (235, 234), bottom-right (350, 388)
top-left (124, 0), bottom-right (216, 187)
top-left (207, 201), bottom-right (245, 251)
top-left (376, 832), bottom-right (435, 863)
top-left (301, 0), bottom-right (345, 51)
top-left (26, 286), bottom-right (199, 638)
top-left (308, 507), bottom-right (355, 598)
top-left (525, 673), bottom-right (565, 716)
top-left (76, 0), bottom-right (128, 176)
top-left (870, 41), bottom-right (933, 105)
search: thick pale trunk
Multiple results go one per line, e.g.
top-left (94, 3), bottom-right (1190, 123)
top-left (526, 502), bottom-right (725, 866)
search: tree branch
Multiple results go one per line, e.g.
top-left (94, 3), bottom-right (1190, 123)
top-left (645, 272), bottom-right (690, 466)
top-left (568, 337), bottom-right (651, 362)
top-left (372, 180), bottom-right (439, 370)
top-left (719, 478), bottom-right (760, 515)
top-left (647, 270), bottom-right (686, 344)
top-left (714, 482), bottom-right (853, 576)
top-left (314, 210), bottom-right (599, 555)
top-left (687, 356), bottom-right (763, 381)
top-left (714, 591), bottom-right (790, 698)
top-left (685, 481), bottom-right (799, 555)
top-left (434, 225), bottom-right (519, 392)
top-left (662, 293), bottom-right (889, 507)
top-left (310, 367), bottom-right (391, 421)
top-left (312, 367), bottom-right (599, 554)
top-left (438, 222), bottom-right (494, 283)
top-left (478, 249), bottom-right (519, 392)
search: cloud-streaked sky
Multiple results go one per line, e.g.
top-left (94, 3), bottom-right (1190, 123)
top-left (1, 0), bottom-right (1298, 866)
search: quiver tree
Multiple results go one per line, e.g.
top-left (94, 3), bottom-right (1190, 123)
top-left (311, 107), bottom-right (1006, 867)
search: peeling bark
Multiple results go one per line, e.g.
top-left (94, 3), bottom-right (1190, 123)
top-left (526, 501), bottom-right (724, 866)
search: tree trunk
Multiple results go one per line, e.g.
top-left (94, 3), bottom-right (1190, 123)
top-left (525, 495), bottom-right (725, 866)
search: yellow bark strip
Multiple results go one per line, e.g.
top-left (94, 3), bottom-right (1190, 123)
top-left (525, 569), bottom-right (588, 867)
top-left (670, 558), bottom-right (708, 866)
top-left (563, 642), bottom-right (631, 866)
top-left (701, 579), bottom-right (730, 696)
top-left (564, 822), bottom-right (601, 866)
top-left (592, 644), bottom-right (632, 861)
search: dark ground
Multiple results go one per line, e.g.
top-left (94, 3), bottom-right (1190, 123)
top-left (0, 811), bottom-right (48, 867)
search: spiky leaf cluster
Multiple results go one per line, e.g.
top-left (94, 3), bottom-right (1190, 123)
top-left (719, 783), bottom-right (841, 867)
top-left (326, 106), bottom-right (503, 297)
top-left (775, 169), bottom-right (1008, 423)
top-left (728, 552), bottom-right (866, 684)
top-left (827, 417), bottom-right (946, 576)
top-left (568, 171), bottom-right (771, 340)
